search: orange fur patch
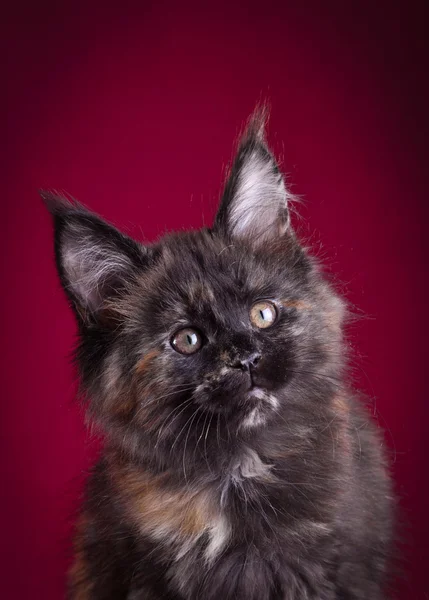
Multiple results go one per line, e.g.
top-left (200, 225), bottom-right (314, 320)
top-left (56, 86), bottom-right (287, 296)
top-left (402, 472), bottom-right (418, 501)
top-left (109, 391), bottom-right (137, 419)
top-left (133, 350), bottom-right (167, 430)
top-left (281, 300), bottom-right (312, 310)
top-left (330, 394), bottom-right (352, 454)
top-left (331, 394), bottom-right (350, 418)
top-left (111, 461), bottom-right (212, 540)
top-left (136, 349), bottom-right (160, 375)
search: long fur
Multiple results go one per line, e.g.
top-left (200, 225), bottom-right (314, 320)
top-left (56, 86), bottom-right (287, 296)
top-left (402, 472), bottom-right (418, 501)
top-left (44, 113), bottom-right (394, 600)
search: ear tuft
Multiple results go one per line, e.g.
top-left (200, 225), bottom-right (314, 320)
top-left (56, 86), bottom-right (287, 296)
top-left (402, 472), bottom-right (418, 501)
top-left (40, 189), bottom-right (84, 216)
top-left (241, 105), bottom-right (269, 144)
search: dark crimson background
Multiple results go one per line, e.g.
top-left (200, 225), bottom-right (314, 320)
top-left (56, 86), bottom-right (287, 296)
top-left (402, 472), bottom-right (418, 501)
top-left (2, 2), bottom-right (428, 598)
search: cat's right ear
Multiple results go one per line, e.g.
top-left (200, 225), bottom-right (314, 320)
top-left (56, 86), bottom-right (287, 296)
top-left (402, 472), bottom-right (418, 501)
top-left (42, 192), bottom-right (149, 324)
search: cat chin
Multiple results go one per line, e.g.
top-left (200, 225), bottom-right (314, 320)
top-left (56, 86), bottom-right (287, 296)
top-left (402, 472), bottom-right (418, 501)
top-left (239, 388), bottom-right (279, 430)
top-left (240, 406), bottom-right (267, 429)
top-left (194, 385), bottom-right (279, 425)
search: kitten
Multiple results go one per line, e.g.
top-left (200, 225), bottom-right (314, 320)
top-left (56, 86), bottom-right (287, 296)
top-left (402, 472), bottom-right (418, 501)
top-left (43, 112), bottom-right (394, 600)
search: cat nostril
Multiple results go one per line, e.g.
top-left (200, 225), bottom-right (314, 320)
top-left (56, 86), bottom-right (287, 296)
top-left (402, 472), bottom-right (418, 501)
top-left (231, 352), bottom-right (261, 371)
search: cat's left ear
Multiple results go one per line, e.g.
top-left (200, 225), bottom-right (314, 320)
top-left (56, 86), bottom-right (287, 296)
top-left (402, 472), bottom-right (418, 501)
top-left (214, 112), bottom-right (292, 244)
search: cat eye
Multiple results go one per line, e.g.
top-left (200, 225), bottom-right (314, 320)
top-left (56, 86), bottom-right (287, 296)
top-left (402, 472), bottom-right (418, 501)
top-left (250, 301), bottom-right (278, 329)
top-left (171, 328), bottom-right (203, 355)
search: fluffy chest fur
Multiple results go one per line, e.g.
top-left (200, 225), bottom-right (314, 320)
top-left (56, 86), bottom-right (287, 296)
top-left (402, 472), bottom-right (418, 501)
top-left (111, 438), bottom-right (338, 567)
top-left (111, 448), bottom-right (281, 566)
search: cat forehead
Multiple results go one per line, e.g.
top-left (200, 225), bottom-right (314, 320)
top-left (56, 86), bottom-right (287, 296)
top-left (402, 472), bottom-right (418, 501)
top-left (159, 230), bottom-right (237, 262)
top-left (139, 233), bottom-right (306, 326)
top-left (135, 230), bottom-right (311, 319)
top-left (157, 232), bottom-right (271, 294)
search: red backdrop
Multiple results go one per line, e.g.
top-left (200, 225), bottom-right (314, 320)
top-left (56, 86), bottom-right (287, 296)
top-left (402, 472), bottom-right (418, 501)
top-left (2, 2), bottom-right (428, 598)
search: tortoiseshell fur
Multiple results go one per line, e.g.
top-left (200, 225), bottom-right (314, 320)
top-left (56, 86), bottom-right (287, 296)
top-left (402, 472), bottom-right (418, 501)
top-left (44, 113), bottom-right (394, 599)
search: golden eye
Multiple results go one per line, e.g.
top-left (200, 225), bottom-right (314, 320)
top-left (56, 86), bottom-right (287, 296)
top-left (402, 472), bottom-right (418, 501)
top-left (250, 301), bottom-right (278, 329)
top-left (171, 328), bottom-right (203, 355)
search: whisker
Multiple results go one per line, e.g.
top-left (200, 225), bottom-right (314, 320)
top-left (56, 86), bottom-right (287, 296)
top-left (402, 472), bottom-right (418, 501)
top-left (154, 397), bottom-right (195, 448)
top-left (182, 408), bottom-right (201, 485)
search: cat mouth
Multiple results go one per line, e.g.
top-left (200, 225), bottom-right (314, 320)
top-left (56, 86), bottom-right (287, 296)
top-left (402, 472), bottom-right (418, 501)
top-left (247, 378), bottom-right (273, 396)
top-left (247, 386), bottom-right (267, 399)
top-left (194, 375), bottom-right (278, 419)
top-left (245, 386), bottom-right (279, 410)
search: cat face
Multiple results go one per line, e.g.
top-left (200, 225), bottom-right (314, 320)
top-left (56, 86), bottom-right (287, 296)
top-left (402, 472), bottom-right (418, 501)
top-left (43, 112), bottom-right (344, 457)
top-left (119, 231), bottom-right (314, 433)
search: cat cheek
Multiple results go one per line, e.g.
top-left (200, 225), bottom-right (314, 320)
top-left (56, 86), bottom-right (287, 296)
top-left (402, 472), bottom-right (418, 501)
top-left (135, 349), bottom-right (161, 377)
top-left (193, 378), bottom-right (218, 405)
top-left (102, 349), bottom-right (124, 396)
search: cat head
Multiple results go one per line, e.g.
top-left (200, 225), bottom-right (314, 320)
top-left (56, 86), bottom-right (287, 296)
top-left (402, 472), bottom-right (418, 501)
top-left (43, 112), bottom-right (345, 465)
